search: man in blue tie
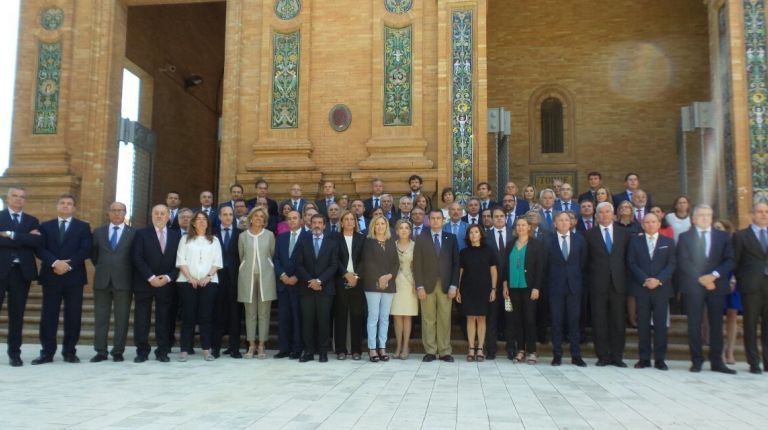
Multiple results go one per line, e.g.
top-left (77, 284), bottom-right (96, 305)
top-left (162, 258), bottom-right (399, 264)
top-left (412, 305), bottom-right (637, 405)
top-left (315, 180), bottom-right (337, 219)
top-left (411, 208), bottom-right (427, 239)
top-left (350, 199), bottom-right (369, 235)
top-left (585, 202), bottom-right (629, 367)
top-left (325, 203), bottom-right (342, 234)
top-left (212, 206), bottom-right (243, 358)
top-left (556, 183), bottom-right (577, 212)
top-left (537, 188), bottom-right (559, 232)
top-left (364, 178), bottom-right (385, 218)
top-left (274, 210), bottom-right (306, 359)
top-left (445, 203), bottom-right (468, 251)
top-left (501, 194), bottom-right (517, 228)
top-left (90, 201), bottom-right (135, 363)
top-left (476, 182), bottom-right (496, 211)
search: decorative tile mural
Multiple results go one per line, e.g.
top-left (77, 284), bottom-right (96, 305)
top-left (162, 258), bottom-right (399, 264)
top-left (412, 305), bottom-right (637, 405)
top-left (33, 42), bottom-right (62, 135)
top-left (271, 31), bottom-right (301, 129)
top-left (451, 10), bottom-right (474, 204)
top-left (719, 5), bottom-right (736, 216)
top-left (744, 0), bottom-right (768, 199)
top-left (385, 0), bottom-right (413, 14)
top-left (275, 0), bottom-right (301, 20)
top-left (384, 25), bottom-right (412, 126)
top-left (40, 7), bottom-right (64, 30)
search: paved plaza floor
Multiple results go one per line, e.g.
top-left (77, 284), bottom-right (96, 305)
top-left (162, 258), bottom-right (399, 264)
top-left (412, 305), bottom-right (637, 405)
top-left (0, 344), bottom-right (766, 430)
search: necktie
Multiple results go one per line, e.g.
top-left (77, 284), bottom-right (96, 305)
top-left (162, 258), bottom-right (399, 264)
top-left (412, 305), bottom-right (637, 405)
top-left (313, 237), bottom-right (321, 257)
top-left (289, 231), bottom-right (297, 255)
top-left (760, 229), bottom-right (768, 254)
top-left (636, 208), bottom-right (643, 222)
top-left (158, 229), bottom-right (166, 254)
top-left (331, 224), bottom-right (337, 233)
top-left (326, 198), bottom-right (332, 208)
top-left (497, 230), bottom-right (504, 252)
top-left (545, 210), bottom-right (553, 227)
top-left (627, 191), bottom-right (633, 202)
top-left (359, 218), bottom-right (366, 231)
top-left (433, 233), bottom-right (441, 255)
top-left (700, 231), bottom-right (708, 258)
top-left (413, 226), bottom-right (420, 239)
top-left (293, 200), bottom-right (299, 209)
top-left (586, 220), bottom-right (592, 229)
top-left (648, 236), bottom-right (656, 258)
top-left (223, 228), bottom-right (231, 248)
top-left (59, 220), bottom-right (67, 243)
top-left (603, 227), bottom-right (612, 253)
top-left (374, 197), bottom-right (379, 208)
top-left (482, 202), bottom-right (487, 210)
top-left (561, 235), bottom-right (569, 260)
top-left (11, 213), bottom-right (19, 228)
top-left (471, 217), bottom-right (477, 225)
top-left (506, 214), bottom-right (513, 228)
top-left (452, 224), bottom-right (458, 235)
top-left (110, 226), bottom-right (119, 251)
top-left (564, 202), bottom-right (570, 212)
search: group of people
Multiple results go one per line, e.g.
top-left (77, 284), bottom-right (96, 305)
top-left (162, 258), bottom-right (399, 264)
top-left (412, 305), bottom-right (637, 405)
top-left (1, 172), bottom-right (768, 376)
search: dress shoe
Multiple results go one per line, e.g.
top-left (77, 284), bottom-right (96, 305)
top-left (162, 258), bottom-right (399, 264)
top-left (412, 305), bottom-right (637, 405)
top-left (507, 352), bottom-right (516, 361)
top-left (612, 360), bottom-right (628, 368)
top-left (90, 354), bottom-right (109, 363)
top-left (222, 348), bottom-right (232, 355)
top-left (157, 354), bottom-right (170, 363)
top-left (571, 357), bottom-right (587, 367)
top-left (63, 353), bottom-right (80, 363)
top-left (299, 354), bottom-right (314, 363)
top-left (711, 364), bottom-right (737, 375)
top-left (134, 355), bottom-right (148, 363)
top-left (634, 359), bottom-right (651, 369)
top-left (750, 365), bottom-right (763, 375)
top-left (690, 363), bottom-right (702, 373)
top-left (319, 353), bottom-right (328, 363)
top-left (230, 352), bottom-right (243, 359)
top-left (422, 354), bottom-right (436, 362)
top-left (595, 359), bottom-right (610, 367)
top-left (485, 352), bottom-right (496, 360)
top-left (289, 352), bottom-right (302, 360)
top-left (551, 356), bottom-right (562, 366)
top-left (211, 350), bottom-right (221, 359)
top-left (9, 357), bottom-right (23, 367)
top-left (337, 352), bottom-right (347, 360)
top-left (352, 353), bottom-right (362, 360)
top-left (32, 355), bottom-right (53, 365)
top-left (274, 351), bottom-right (291, 359)
top-left (654, 360), bottom-right (668, 371)
top-left (113, 354), bottom-right (124, 362)
top-left (439, 355), bottom-right (454, 362)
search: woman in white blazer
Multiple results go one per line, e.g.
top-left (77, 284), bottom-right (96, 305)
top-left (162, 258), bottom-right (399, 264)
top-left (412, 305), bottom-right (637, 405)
top-left (238, 206), bottom-right (276, 358)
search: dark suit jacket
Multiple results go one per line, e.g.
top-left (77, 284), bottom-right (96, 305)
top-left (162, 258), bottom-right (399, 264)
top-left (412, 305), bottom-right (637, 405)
top-left (627, 234), bottom-right (676, 298)
top-left (585, 223), bottom-right (629, 294)
top-left (199, 207), bottom-right (220, 229)
top-left (0, 210), bottom-right (41, 282)
top-left (462, 213), bottom-right (482, 225)
top-left (479, 199), bottom-right (497, 211)
top-left (37, 218), bottom-right (92, 287)
top-left (676, 228), bottom-right (735, 296)
top-left (92, 224), bottom-right (136, 291)
top-left (502, 236), bottom-right (546, 291)
top-left (363, 196), bottom-right (383, 218)
top-left (336, 232), bottom-right (365, 278)
top-left (131, 227), bottom-right (181, 291)
top-left (314, 197), bottom-right (336, 218)
top-left (246, 197), bottom-right (279, 219)
top-left (576, 217), bottom-right (595, 233)
top-left (214, 225), bottom-right (241, 282)
top-left (555, 199), bottom-right (578, 213)
top-left (578, 190), bottom-right (597, 203)
top-left (546, 231), bottom-right (587, 295)
top-left (167, 209), bottom-right (181, 230)
top-left (218, 201), bottom-right (237, 211)
top-left (280, 198), bottom-right (307, 214)
top-left (274, 229), bottom-right (308, 293)
top-left (360, 237), bottom-right (400, 293)
top-left (514, 198), bottom-right (530, 216)
top-left (733, 227), bottom-right (768, 294)
top-left (612, 191), bottom-right (653, 210)
top-left (486, 226), bottom-right (514, 290)
top-left (295, 233), bottom-right (339, 295)
top-left (413, 230), bottom-right (460, 294)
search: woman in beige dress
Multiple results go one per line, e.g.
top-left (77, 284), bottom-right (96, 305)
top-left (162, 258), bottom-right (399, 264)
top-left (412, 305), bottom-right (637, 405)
top-left (391, 219), bottom-right (418, 359)
top-left (238, 206), bottom-right (276, 359)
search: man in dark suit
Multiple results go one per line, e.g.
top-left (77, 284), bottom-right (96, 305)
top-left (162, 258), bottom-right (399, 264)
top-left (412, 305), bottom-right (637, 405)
top-left (585, 202), bottom-right (629, 367)
top-left (132, 204), bottom-right (181, 363)
top-left (485, 207), bottom-right (514, 359)
top-left (547, 212), bottom-right (587, 366)
top-left (477, 182), bottom-right (497, 211)
top-left (406, 174), bottom-right (432, 209)
top-left (315, 180), bottom-right (337, 218)
top-left (380, 194), bottom-right (396, 223)
top-left (325, 203), bottom-right (342, 234)
top-left (612, 172), bottom-right (653, 210)
top-left (350, 199), bottom-right (369, 235)
top-left (677, 204), bottom-right (736, 374)
top-left (733, 201), bottom-right (768, 374)
top-left (218, 183), bottom-right (245, 211)
top-left (212, 205), bottom-right (242, 358)
top-left (166, 191), bottom-right (181, 230)
top-left (410, 208), bottom-right (427, 239)
top-left (499, 194), bottom-right (518, 228)
top-left (295, 214), bottom-right (338, 362)
top-left (414, 210), bottom-right (460, 362)
top-left (0, 187), bottom-right (42, 366)
top-left (576, 200), bottom-right (595, 233)
top-left (363, 178), bottom-right (385, 218)
top-left (274, 210), bottom-right (307, 359)
top-left (90, 201), bottom-right (135, 363)
top-left (628, 212), bottom-right (676, 370)
top-left (247, 178), bottom-right (279, 219)
top-left (33, 194), bottom-right (92, 365)
top-left (555, 183), bottom-right (578, 213)
top-left (282, 183), bottom-right (307, 214)
top-left (462, 198), bottom-right (482, 225)
top-left (503, 182), bottom-right (530, 216)
top-left (578, 171), bottom-right (603, 203)
top-left (199, 190), bottom-right (220, 228)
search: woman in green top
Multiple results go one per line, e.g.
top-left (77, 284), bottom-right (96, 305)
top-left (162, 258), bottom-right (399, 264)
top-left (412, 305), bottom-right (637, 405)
top-left (503, 217), bottom-right (546, 364)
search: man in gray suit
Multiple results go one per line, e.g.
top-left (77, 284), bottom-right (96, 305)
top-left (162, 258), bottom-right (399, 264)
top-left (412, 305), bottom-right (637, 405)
top-left (90, 202), bottom-right (136, 362)
top-left (537, 188), bottom-right (559, 232)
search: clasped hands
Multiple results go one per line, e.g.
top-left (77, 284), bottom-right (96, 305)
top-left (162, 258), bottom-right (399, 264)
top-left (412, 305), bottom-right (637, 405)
top-left (308, 279), bottom-right (322, 291)
top-left (280, 273), bottom-right (299, 286)
top-left (53, 259), bottom-right (72, 275)
top-left (643, 278), bottom-right (662, 290)
top-left (698, 274), bottom-right (717, 291)
top-left (0, 229), bottom-right (40, 238)
top-left (186, 275), bottom-right (211, 289)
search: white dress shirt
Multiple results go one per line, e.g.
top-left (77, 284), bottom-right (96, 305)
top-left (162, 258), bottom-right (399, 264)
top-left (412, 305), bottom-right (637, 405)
top-left (176, 236), bottom-right (223, 282)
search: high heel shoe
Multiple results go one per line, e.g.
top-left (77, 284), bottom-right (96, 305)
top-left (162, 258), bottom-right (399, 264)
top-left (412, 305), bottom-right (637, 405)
top-left (245, 346), bottom-right (256, 359)
top-left (203, 350), bottom-right (215, 361)
top-left (257, 345), bottom-right (266, 359)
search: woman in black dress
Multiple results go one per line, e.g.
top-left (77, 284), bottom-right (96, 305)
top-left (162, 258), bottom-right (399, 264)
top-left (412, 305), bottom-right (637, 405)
top-left (457, 224), bottom-right (498, 362)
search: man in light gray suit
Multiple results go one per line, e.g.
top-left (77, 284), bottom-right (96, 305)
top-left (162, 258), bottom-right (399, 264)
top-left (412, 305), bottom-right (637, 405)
top-left (537, 188), bottom-right (560, 233)
top-left (90, 202), bottom-right (136, 362)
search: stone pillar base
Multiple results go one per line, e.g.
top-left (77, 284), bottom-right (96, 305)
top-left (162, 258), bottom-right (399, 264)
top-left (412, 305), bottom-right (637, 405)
top-left (246, 138), bottom-right (316, 172)
top-left (357, 138), bottom-right (434, 171)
